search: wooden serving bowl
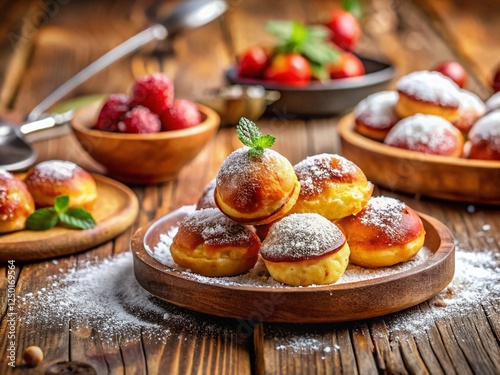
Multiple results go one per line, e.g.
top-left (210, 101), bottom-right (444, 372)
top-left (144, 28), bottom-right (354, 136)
top-left (132, 206), bottom-right (455, 323)
top-left (71, 102), bottom-right (220, 184)
top-left (338, 113), bottom-right (500, 205)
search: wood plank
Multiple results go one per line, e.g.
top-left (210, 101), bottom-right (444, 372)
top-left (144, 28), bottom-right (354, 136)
top-left (0, 258), bottom-right (74, 373)
top-left (415, 0), bottom-right (500, 96)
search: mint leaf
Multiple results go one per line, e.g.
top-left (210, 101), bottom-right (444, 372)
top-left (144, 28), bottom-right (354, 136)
top-left (59, 208), bottom-right (96, 230)
top-left (342, 0), bottom-right (362, 18)
top-left (236, 117), bottom-right (276, 157)
top-left (237, 117), bottom-right (263, 147)
top-left (54, 195), bottom-right (70, 214)
top-left (26, 208), bottom-right (59, 231)
top-left (254, 134), bottom-right (276, 149)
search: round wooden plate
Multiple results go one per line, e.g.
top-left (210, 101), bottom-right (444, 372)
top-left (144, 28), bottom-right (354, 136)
top-left (338, 113), bottom-right (500, 205)
top-left (0, 174), bottom-right (139, 262)
top-left (132, 207), bottom-right (455, 323)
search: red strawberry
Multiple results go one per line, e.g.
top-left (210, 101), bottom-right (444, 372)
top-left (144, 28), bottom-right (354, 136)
top-left (326, 10), bottom-right (361, 52)
top-left (329, 52), bottom-right (365, 79)
top-left (237, 46), bottom-right (270, 79)
top-left (118, 106), bottom-right (161, 134)
top-left (160, 99), bottom-right (201, 131)
top-left (95, 94), bottom-right (132, 132)
top-left (132, 73), bottom-right (174, 115)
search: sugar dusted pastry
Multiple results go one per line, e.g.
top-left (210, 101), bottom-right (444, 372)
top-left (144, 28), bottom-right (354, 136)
top-left (196, 179), bottom-right (217, 210)
top-left (0, 170), bottom-right (35, 233)
top-left (170, 208), bottom-right (261, 277)
top-left (453, 90), bottom-right (486, 134)
top-left (354, 91), bottom-right (400, 141)
top-left (395, 70), bottom-right (461, 122)
top-left (24, 160), bottom-right (97, 209)
top-left (468, 110), bottom-right (500, 161)
top-left (336, 196), bottom-right (425, 268)
top-left (384, 114), bottom-right (465, 157)
top-left (289, 154), bottom-right (373, 220)
top-left (214, 147), bottom-right (300, 225)
top-left (260, 213), bottom-right (350, 286)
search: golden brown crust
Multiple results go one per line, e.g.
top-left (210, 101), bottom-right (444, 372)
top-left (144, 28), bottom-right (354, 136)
top-left (0, 170), bottom-right (35, 233)
top-left (170, 208), bottom-right (261, 277)
top-left (289, 154), bottom-right (373, 220)
top-left (261, 213), bottom-right (350, 286)
top-left (214, 148), bottom-right (300, 225)
top-left (24, 160), bottom-right (97, 209)
top-left (336, 196), bottom-right (426, 268)
top-left (468, 111), bottom-right (500, 161)
top-left (396, 92), bottom-right (460, 122)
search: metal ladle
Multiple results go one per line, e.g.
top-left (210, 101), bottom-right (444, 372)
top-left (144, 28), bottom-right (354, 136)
top-left (0, 0), bottom-right (227, 172)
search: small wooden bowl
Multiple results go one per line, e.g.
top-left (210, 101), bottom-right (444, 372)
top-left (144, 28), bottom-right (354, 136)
top-left (132, 206), bottom-right (455, 323)
top-left (338, 114), bottom-right (500, 205)
top-left (71, 102), bottom-right (220, 184)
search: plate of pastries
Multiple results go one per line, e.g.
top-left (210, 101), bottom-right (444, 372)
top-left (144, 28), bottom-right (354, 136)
top-left (132, 121), bottom-right (455, 323)
top-left (338, 70), bottom-right (500, 204)
top-left (0, 160), bottom-right (139, 261)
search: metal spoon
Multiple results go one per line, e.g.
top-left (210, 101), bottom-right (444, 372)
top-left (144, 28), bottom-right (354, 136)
top-left (0, 0), bottom-right (227, 172)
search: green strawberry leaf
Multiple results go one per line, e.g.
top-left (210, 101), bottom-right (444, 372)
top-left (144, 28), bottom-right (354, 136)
top-left (59, 208), bottom-right (96, 230)
top-left (26, 208), bottom-right (59, 231)
top-left (54, 195), bottom-right (70, 214)
top-left (342, 0), bottom-right (363, 18)
top-left (236, 117), bottom-right (276, 157)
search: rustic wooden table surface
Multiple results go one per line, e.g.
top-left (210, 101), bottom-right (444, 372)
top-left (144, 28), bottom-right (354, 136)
top-left (1, 0), bottom-right (499, 374)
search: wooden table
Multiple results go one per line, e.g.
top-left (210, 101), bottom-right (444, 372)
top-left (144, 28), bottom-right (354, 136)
top-left (1, 0), bottom-right (499, 373)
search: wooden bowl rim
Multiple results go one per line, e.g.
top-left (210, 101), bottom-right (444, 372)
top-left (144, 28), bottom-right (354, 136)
top-left (338, 113), bottom-right (500, 169)
top-left (71, 101), bottom-right (220, 140)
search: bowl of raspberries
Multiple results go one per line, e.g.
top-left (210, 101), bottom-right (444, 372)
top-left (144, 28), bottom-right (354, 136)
top-left (71, 73), bottom-right (220, 184)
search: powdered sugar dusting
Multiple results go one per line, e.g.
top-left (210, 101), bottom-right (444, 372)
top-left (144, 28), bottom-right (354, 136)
top-left (176, 207), bottom-right (256, 246)
top-left (384, 114), bottom-right (459, 155)
top-left (396, 70), bottom-right (460, 106)
top-left (261, 213), bottom-right (344, 261)
top-left (387, 247), bottom-right (499, 336)
top-left (294, 154), bottom-right (357, 196)
top-left (358, 196), bottom-right (406, 242)
top-left (486, 91), bottom-right (500, 113)
top-left (216, 147), bottom-right (294, 209)
top-left (468, 110), bottom-right (500, 152)
top-left (149, 208), bottom-right (432, 288)
top-left (354, 91), bottom-right (399, 129)
top-left (0, 169), bottom-right (13, 180)
top-left (457, 90), bottom-right (485, 115)
top-left (17, 252), bottom-right (235, 343)
top-left (32, 160), bottom-right (79, 181)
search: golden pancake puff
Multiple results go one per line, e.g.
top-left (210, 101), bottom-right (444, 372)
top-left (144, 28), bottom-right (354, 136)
top-left (170, 208), bottom-right (261, 277)
top-left (196, 179), bottom-right (217, 210)
top-left (395, 70), bottom-right (461, 122)
top-left (289, 154), bottom-right (373, 220)
top-left (24, 160), bottom-right (97, 209)
top-left (0, 170), bottom-right (35, 233)
top-left (336, 196), bottom-right (425, 268)
top-left (384, 114), bottom-right (464, 157)
top-left (468, 110), bottom-right (500, 161)
top-left (354, 91), bottom-right (400, 141)
top-left (452, 90), bottom-right (486, 135)
top-left (260, 213), bottom-right (350, 286)
top-left (214, 147), bottom-right (300, 225)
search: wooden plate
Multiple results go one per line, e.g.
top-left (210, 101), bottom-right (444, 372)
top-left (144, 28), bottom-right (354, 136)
top-left (0, 174), bottom-right (139, 262)
top-left (338, 114), bottom-right (500, 205)
top-left (132, 207), bottom-right (455, 323)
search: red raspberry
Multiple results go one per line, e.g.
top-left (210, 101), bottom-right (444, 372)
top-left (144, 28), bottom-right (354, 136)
top-left (160, 99), bottom-right (201, 131)
top-left (95, 94), bottom-right (131, 132)
top-left (118, 106), bottom-right (161, 134)
top-left (132, 73), bottom-right (174, 115)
